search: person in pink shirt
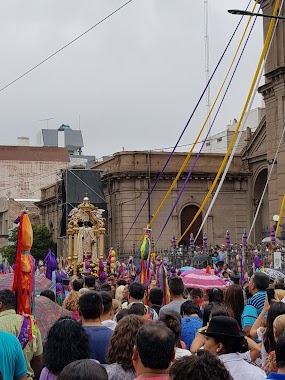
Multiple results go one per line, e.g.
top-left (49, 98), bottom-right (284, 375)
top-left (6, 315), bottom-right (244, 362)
top-left (132, 321), bottom-right (175, 380)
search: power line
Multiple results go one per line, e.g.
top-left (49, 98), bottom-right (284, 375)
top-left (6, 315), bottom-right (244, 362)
top-left (0, 0), bottom-right (135, 94)
top-left (95, 129), bottom-right (246, 159)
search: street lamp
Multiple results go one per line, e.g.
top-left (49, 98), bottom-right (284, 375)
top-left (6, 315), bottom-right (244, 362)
top-left (228, 9), bottom-right (285, 21)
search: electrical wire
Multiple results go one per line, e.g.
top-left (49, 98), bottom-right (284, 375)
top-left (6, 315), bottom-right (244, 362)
top-left (0, 0), bottom-right (135, 93)
top-left (68, 169), bottom-right (106, 203)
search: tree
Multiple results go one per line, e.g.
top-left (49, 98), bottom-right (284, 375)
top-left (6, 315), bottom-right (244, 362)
top-left (0, 225), bottom-right (57, 265)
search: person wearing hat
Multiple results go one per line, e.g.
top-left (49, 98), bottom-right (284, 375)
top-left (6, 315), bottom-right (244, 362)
top-left (201, 316), bottom-right (266, 380)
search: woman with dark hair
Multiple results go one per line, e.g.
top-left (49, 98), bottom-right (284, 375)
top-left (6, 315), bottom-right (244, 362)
top-left (192, 303), bottom-right (260, 362)
top-left (180, 300), bottom-right (202, 349)
top-left (168, 350), bottom-right (233, 380)
top-left (190, 303), bottom-right (228, 354)
top-left (159, 312), bottom-right (191, 359)
top-left (39, 317), bottom-right (90, 380)
top-left (202, 316), bottom-right (266, 380)
top-left (207, 288), bottom-right (224, 304)
top-left (105, 314), bottom-right (144, 380)
top-left (224, 284), bottom-right (245, 328)
top-left (58, 360), bottom-right (107, 380)
top-left (116, 308), bottom-right (130, 322)
top-left (250, 298), bottom-right (285, 367)
top-left (202, 302), bottom-right (228, 327)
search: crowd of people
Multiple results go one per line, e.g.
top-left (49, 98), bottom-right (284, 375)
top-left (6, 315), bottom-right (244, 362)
top-left (2, 270), bottom-right (285, 379)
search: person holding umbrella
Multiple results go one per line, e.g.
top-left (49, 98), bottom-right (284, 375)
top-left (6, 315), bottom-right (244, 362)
top-left (201, 316), bottom-right (266, 380)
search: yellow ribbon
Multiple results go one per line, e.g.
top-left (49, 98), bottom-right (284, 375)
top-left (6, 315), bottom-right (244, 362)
top-left (276, 193), bottom-right (285, 237)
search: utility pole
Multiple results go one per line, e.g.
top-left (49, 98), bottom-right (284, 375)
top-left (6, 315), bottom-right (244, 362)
top-left (204, 0), bottom-right (211, 142)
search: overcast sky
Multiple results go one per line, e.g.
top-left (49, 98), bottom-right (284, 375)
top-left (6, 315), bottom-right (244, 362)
top-left (0, 0), bottom-right (263, 159)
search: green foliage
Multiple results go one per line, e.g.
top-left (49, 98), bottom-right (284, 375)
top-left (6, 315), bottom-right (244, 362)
top-left (0, 224), bottom-right (56, 265)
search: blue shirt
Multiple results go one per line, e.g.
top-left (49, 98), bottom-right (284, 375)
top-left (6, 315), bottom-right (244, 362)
top-left (267, 373), bottom-right (285, 379)
top-left (242, 291), bottom-right (266, 329)
top-left (0, 330), bottom-right (27, 380)
top-left (84, 325), bottom-right (112, 364)
top-left (181, 316), bottom-right (203, 350)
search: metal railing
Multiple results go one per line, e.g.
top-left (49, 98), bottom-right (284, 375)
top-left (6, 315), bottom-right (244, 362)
top-left (117, 243), bottom-right (285, 274)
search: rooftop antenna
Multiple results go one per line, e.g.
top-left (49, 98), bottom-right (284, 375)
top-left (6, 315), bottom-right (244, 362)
top-left (204, 0), bottom-right (211, 148)
top-left (38, 117), bottom-right (55, 129)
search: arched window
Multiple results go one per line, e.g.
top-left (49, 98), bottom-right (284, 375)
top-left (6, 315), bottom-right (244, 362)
top-left (180, 205), bottom-right (203, 248)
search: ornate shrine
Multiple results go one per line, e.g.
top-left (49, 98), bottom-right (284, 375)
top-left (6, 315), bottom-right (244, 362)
top-left (67, 197), bottom-right (105, 272)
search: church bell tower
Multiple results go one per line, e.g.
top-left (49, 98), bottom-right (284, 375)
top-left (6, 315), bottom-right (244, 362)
top-left (258, 1), bottom-right (285, 224)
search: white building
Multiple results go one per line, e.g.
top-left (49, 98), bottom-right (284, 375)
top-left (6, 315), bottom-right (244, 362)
top-left (202, 107), bottom-right (265, 154)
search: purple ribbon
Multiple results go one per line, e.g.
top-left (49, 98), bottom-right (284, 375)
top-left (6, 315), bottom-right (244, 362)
top-left (271, 226), bottom-right (276, 246)
top-left (189, 233), bottom-right (194, 251)
top-left (203, 233), bottom-right (207, 250)
top-left (225, 230), bottom-right (230, 249)
top-left (242, 229), bottom-right (247, 248)
top-left (18, 315), bottom-right (31, 350)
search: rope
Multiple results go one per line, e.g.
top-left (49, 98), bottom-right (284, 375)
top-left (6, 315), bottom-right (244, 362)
top-left (177, 0), bottom-right (281, 245)
top-left (154, 2), bottom-right (261, 245)
top-left (120, 0), bottom-right (252, 246)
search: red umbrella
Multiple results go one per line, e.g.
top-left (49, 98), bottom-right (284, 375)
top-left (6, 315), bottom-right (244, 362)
top-left (0, 273), bottom-right (55, 296)
top-left (35, 296), bottom-right (71, 342)
top-left (181, 269), bottom-right (227, 290)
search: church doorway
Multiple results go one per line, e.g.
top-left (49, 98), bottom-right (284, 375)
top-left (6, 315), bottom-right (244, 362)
top-left (253, 169), bottom-right (269, 243)
top-left (180, 205), bottom-right (203, 248)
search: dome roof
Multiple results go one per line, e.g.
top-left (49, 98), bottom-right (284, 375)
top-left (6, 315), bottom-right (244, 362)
top-left (58, 124), bottom-right (71, 131)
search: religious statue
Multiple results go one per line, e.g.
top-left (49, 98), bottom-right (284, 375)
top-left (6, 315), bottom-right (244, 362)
top-left (78, 220), bottom-right (97, 262)
top-left (67, 196), bottom-right (106, 269)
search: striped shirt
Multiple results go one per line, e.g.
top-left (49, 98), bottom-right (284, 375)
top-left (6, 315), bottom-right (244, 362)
top-left (241, 291), bottom-right (266, 329)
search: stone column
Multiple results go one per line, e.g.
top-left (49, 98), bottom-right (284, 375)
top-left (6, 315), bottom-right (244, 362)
top-left (73, 225), bottom-right (79, 274)
top-left (67, 227), bottom-right (73, 265)
top-left (93, 225), bottom-right (98, 260)
top-left (99, 227), bottom-right (106, 259)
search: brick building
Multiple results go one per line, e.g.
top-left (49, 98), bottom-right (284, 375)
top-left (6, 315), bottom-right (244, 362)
top-left (0, 144), bottom-right (69, 247)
